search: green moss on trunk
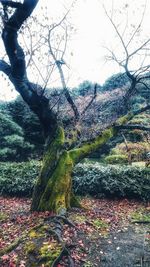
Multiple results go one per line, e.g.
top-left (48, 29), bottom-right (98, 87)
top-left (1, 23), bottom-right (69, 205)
top-left (38, 151), bottom-right (73, 213)
top-left (31, 127), bottom-right (65, 211)
top-left (31, 119), bottom-right (130, 213)
top-left (69, 127), bottom-right (116, 164)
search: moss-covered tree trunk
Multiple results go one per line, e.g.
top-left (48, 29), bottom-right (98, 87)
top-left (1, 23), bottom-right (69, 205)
top-left (31, 125), bottom-right (117, 213)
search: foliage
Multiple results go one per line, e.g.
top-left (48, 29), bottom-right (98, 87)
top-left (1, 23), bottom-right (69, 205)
top-left (0, 161), bottom-right (150, 201)
top-left (127, 129), bottom-right (145, 142)
top-left (73, 163), bottom-right (150, 201)
top-left (102, 72), bottom-right (129, 91)
top-left (128, 113), bottom-right (150, 126)
top-left (110, 141), bottom-right (150, 162)
top-left (0, 97), bottom-right (44, 161)
top-left (6, 96), bottom-right (44, 149)
top-left (0, 112), bottom-right (34, 161)
top-left (130, 96), bottom-right (147, 105)
top-left (72, 80), bottom-right (102, 97)
top-left (0, 111), bottom-right (23, 137)
top-left (104, 154), bottom-right (128, 164)
top-left (105, 111), bottom-right (150, 162)
top-left (136, 78), bottom-right (150, 101)
top-left (0, 161), bottom-right (40, 196)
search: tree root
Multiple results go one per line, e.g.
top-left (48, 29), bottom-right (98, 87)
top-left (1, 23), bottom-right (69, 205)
top-left (51, 245), bottom-right (75, 267)
top-left (45, 215), bottom-right (76, 266)
top-left (44, 215), bottom-right (77, 228)
top-left (0, 215), bottom-right (76, 266)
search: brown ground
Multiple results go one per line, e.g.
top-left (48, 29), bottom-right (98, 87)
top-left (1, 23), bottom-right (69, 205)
top-left (0, 197), bottom-right (150, 266)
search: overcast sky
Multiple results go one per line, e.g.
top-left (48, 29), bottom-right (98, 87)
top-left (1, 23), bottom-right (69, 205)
top-left (0, 0), bottom-right (149, 100)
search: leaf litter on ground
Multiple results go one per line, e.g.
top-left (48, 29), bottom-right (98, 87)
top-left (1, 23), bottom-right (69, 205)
top-left (0, 196), bottom-right (149, 266)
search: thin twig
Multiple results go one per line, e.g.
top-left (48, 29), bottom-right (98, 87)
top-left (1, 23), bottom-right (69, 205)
top-left (81, 83), bottom-right (98, 116)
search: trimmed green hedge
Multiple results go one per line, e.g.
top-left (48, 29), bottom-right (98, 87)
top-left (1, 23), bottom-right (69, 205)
top-left (0, 161), bottom-right (40, 196)
top-left (73, 163), bottom-right (150, 201)
top-left (0, 161), bottom-right (150, 200)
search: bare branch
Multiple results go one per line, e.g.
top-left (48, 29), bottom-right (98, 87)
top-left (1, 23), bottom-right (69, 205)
top-left (48, 24), bottom-right (80, 120)
top-left (128, 38), bottom-right (150, 60)
top-left (137, 81), bottom-right (150, 91)
top-left (61, 26), bottom-right (68, 60)
top-left (103, 5), bottom-right (135, 83)
top-left (81, 84), bottom-right (98, 116)
top-left (134, 64), bottom-right (150, 77)
top-left (103, 5), bottom-right (128, 58)
top-left (49, 0), bottom-right (76, 32)
top-left (104, 46), bottom-right (123, 66)
top-left (126, 0), bottom-right (147, 48)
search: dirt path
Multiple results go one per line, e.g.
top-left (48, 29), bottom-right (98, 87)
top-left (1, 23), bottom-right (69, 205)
top-left (94, 225), bottom-right (150, 267)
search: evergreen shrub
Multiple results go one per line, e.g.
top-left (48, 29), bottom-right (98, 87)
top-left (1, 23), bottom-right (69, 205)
top-left (0, 161), bottom-right (149, 200)
top-left (0, 161), bottom-right (40, 196)
top-left (73, 163), bottom-right (150, 201)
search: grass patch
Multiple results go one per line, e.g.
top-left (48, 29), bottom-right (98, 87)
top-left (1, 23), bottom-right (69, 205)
top-left (92, 219), bottom-right (108, 230)
top-left (131, 209), bottom-right (150, 223)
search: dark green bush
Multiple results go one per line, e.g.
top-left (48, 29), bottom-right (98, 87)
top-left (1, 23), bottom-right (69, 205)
top-left (73, 163), bottom-right (150, 201)
top-left (0, 97), bottom-right (44, 161)
top-left (102, 72), bottom-right (129, 91)
top-left (0, 112), bottom-right (35, 161)
top-left (0, 161), bottom-right (150, 201)
top-left (0, 161), bottom-right (40, 196)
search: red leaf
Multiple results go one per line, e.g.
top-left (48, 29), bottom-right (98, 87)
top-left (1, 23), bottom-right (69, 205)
top-left (1, 254), bottom-right (9, 261)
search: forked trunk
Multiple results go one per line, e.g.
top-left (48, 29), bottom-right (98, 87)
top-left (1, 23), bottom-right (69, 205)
top-left (31, 113), bottom-right (137, 213)
top-left (31, 125), bottom-right (116, 213)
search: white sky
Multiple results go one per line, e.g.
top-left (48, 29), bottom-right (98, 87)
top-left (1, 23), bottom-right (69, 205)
top-left (0, 0), bottom-right (150, 100)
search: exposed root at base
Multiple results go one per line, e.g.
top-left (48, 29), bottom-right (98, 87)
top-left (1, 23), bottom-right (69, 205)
top-left (0, 214), bottom-right (77, 266)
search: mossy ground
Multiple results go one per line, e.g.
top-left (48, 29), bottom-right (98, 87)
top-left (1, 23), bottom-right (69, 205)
top-left (131, 208), bottom-right (150, 222)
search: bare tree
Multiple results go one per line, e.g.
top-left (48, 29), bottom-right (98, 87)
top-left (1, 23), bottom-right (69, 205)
top-left (103, 1), bottom-right (150, 106)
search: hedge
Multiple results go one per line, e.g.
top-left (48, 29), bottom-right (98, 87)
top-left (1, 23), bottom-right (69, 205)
top-left (0, 161), bottom-right (150, 201)
top-left (73, 163), bottom-right (150, 201)
top-left (0, 161), bottom-right (40, 197)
